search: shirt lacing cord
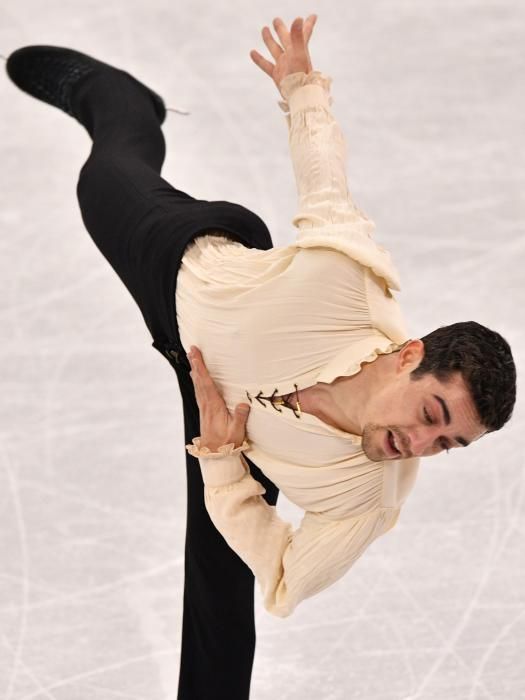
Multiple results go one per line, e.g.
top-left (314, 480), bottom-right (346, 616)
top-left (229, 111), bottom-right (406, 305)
top-left (245, 385), bottom-right (302, 419)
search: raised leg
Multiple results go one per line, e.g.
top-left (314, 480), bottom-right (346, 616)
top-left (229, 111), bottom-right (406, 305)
top-left (72, 69), bottom-right (197, 305)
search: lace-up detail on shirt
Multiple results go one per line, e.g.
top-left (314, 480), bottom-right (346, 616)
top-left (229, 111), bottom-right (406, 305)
top-left (246, 384), bottom-right (302, 419)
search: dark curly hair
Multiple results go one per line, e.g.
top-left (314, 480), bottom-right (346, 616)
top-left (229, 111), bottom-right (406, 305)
top-left (410, 321), bottom-right (516, 432)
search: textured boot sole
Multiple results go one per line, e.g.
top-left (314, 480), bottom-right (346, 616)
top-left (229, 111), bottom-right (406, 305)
top-left (6, 45), bottom-right (166, 124)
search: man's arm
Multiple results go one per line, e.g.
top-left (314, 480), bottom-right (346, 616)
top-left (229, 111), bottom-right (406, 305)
top-left (186, 437), bottom-right (400, 618)
top-left (250, 15), bottom-right (373, 231)
top-left (277, 69), bottom-right (372, 230)
top-left (250, 17), bottom-right (402, 291)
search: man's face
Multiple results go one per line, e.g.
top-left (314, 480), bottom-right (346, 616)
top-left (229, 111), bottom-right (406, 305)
top-left (360, 343), bottom-right (487, 462)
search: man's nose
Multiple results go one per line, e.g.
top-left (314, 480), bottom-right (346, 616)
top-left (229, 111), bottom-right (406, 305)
top-left (407, 427), bottom-right (440, 456)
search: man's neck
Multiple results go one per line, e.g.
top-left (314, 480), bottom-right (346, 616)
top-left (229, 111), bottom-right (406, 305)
top-left (302, 355), bottom-right (389, 434)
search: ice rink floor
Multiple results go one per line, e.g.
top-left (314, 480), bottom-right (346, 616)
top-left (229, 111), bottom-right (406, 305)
top-left (0, 1), bottom-right (524, 698)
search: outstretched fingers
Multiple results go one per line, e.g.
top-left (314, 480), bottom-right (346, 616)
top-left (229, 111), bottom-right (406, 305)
top-left (278, 15), bottom-right (317, 47)
top-left (262, 24), bottom-right (284, 60)
top-left (249, 48), bottom-right (274, 76)
top-left (290, 18), bottom-right (306, 50)
top-left (272, 17), bottom-right (291, 49)
top-left (250, 14), bottom-right (318, 76)
top-left (303, 14), bottom-right (318, 43)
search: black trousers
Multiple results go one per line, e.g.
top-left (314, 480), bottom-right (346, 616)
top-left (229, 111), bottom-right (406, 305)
top-left (72, 68), bottom-right (280, 700)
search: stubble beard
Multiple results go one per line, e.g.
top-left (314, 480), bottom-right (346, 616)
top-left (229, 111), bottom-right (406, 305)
top-left (362, 422), bottom-right (410, 461)
top-left (361, 423), bottom-right (388, 462)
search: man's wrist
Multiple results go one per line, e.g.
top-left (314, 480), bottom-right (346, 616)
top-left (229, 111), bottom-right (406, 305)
top-left (199, 440), bottom-right (224, 452)
top-left (185, 436), bottom-right (251, 459)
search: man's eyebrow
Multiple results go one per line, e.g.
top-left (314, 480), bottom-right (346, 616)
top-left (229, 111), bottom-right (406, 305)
top-left (433, 394), bottom-right (470, 447)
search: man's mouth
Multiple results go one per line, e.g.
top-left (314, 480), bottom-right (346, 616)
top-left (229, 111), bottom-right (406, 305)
top-left (385, 429), bottom-right (402, 458)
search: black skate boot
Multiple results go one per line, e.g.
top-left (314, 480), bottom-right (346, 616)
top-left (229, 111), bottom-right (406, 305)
top-left (5, 45), bottom-right (167, 124)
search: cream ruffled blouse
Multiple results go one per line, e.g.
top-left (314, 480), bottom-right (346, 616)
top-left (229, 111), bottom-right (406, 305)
top-left (175, 70), bottom-right (420, 618)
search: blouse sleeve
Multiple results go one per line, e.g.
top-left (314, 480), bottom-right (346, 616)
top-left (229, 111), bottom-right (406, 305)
top-left (278, 70), bottom-right (373, 231)
top-left (186, 438), bottom-right (400, 618)
top-left (278, 71), bottom-right (401, 292)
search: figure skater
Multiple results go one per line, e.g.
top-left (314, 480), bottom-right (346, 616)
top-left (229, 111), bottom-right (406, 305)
top-left (4, 14), bottom-right (516, 700)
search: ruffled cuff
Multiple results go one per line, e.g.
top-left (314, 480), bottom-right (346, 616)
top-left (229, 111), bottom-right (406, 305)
top-left (185, 437), bottom-right (251, 459)
top-left (186, 437), bottom-right (251, 488)
top-left (278, 70), bottom-right (333, 114)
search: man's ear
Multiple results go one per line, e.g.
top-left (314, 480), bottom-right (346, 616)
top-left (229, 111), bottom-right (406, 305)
top-left (395, 339), bottom-right (425, 374)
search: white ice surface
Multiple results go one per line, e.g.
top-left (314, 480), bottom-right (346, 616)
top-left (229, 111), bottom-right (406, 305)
top-left (0, 1), bottom-right (524, 698)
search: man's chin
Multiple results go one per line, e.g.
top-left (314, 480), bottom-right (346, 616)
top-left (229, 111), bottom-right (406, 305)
top-left (362, 446), bottom-right (387, 462)
top-left (361, 439), bottom-right (384, 462)
top-left (362, 425), bottom-right (391, 462)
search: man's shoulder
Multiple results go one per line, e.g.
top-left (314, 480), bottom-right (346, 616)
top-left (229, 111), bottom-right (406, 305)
top-left (292, 226), bottom-right (402, 292)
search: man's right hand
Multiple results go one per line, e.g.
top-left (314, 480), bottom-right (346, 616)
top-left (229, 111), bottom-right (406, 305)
top-left (250, 15), bottom-right (318, 98)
